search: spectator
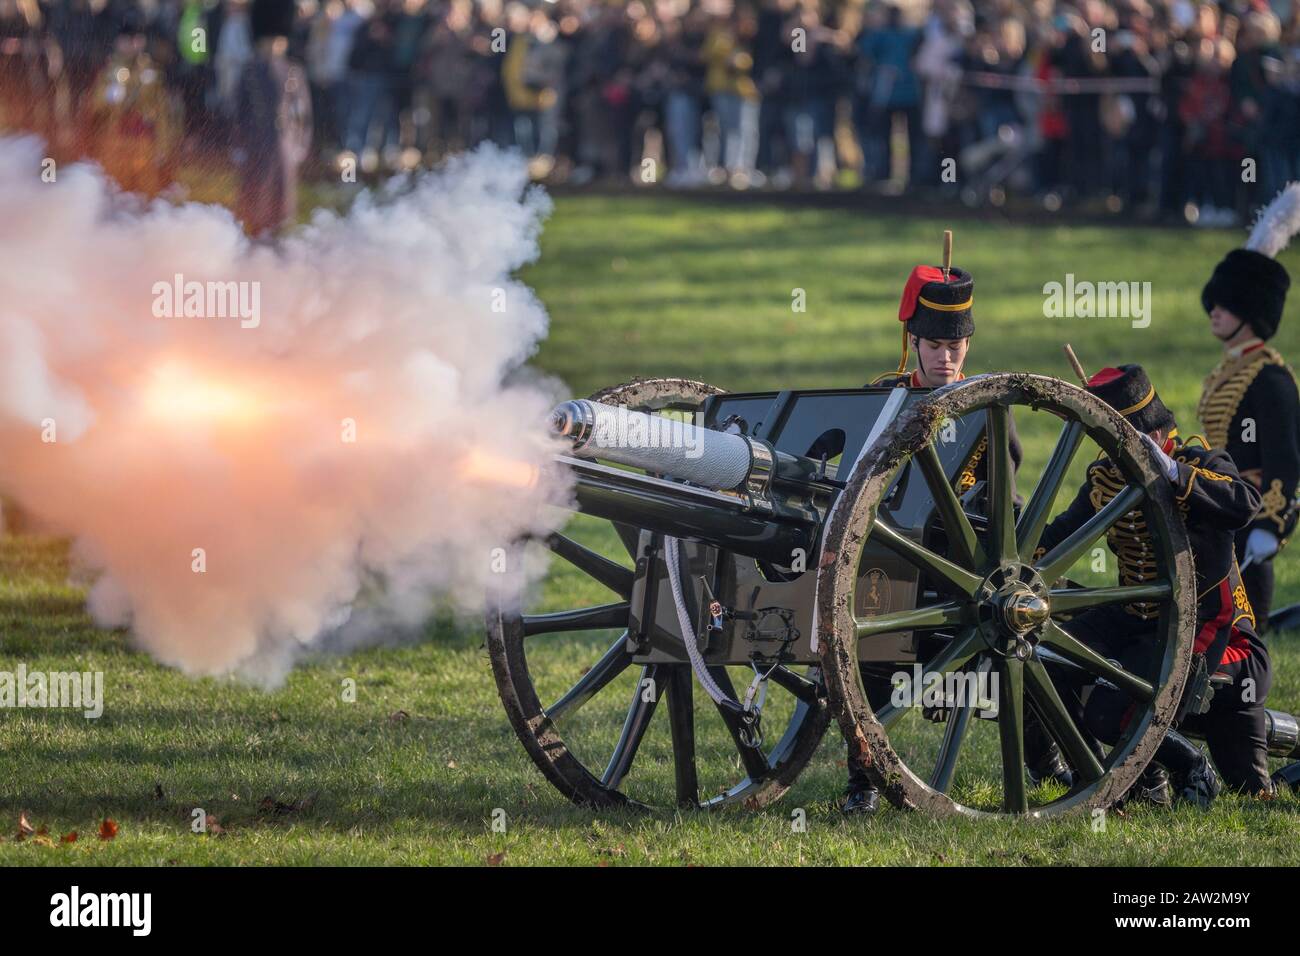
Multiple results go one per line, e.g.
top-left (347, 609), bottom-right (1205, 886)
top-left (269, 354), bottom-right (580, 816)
top-left (858, 1), bottom-right (923, 185)
top-left (235, 0), bottom-right (311, 234)
top-left (1181, 35), bottom-right (1242, 225)
top-left (702, 0), bottom-right (758, 185)
top-left (2, 0), bottom-right (1298, 222)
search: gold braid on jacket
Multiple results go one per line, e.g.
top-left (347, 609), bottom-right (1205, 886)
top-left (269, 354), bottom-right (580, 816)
top-left (1089, 461), bottom-right (1162, 620)
top-left (1197, 346), bottom-right (1294, 451)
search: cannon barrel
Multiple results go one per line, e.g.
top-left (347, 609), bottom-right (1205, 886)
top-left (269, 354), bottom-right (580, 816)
top-left (561, 456), bottom-right (819, 565)
top-left (550, 399), bottom-right (828, 566)
top-left (551, 399), bottom-right (824, 502)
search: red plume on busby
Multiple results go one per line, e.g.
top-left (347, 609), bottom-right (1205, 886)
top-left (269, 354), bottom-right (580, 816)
top-left (1085, 365), bottom-right (1176, 436)
top-left (894, 263), bottom-right (974, 373)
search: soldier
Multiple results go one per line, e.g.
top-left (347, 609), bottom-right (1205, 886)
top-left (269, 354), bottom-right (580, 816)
top-left (843, 254), bottom-right (1067, 815)
top-left (86, 12), bottom-right (182, 198)
top-left (1038, 365), bottom-right (1272, 805)
top-left (233, 0), bottom-right (312, 237)
top-left (1197, 184), bottom-right (1300, 633)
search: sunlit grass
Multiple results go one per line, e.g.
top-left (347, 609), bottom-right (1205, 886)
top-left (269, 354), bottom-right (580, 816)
top-left (2, 195), bottom-right (1299, 864)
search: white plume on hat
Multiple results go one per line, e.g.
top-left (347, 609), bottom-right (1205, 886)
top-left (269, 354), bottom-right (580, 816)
top-left (1246, 182), bottom-right (1300, 259)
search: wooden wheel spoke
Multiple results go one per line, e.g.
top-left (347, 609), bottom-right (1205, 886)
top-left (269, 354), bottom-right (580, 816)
top-left (767, 665), bottom-right (822, 706)
top-left (996, 657), bottom-right (1028, 813)
top-left (1049, 582), bottom-right (1172, 616)
top-left (545, 633), bottom-right (632, 722)
top-left (855, 601), bottom-right (966, 641)
top-left (915, 442), bottom-right (984, 570)
top-left (1039, 620), bottom-right (1154, 702)
top-left (1023, 658), bottom-right (1105, 784)
top-left (523, 602), bottom-right (630, 637)
top-left (869, 520), bottom-right (983, 597)
top-left (546, 532), bottom-right (634, 599)
top-left (930, 697), bottom-right (974, 794)
top-left (869, 697), bottom-right (907, 730)
top-left (707, 666), bottom-right (770, 779)
top-left (1017, 420), bottom-right (1085, 560)
top-left (872, 629), bottom-right (982, 729)
top-left (986, 404), bottom-right (1019, 565)
top-left (664, 665), bottom-right (699, 807)
top-left (922, 626), bottom-right (985, 676)
top-left (602, 664), bottom-right (663, 789)
top-left (1036, 485), bottom-right (1145, 583)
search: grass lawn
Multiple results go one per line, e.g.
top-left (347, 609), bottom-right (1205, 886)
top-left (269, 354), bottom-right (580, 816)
top-left (3, 194), bottom-right (1300, 865)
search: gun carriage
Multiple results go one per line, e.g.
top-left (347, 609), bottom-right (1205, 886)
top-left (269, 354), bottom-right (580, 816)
top-left (487, 374), bottom-right (1300, 817)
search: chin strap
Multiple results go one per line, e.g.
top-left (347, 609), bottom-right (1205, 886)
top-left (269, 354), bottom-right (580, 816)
top-left (895, 327), bottom-right (909, 374)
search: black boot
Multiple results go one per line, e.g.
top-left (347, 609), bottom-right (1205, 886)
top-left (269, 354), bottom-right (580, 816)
top-left (1026, 741), bottom-right (1075, 790)
top-left (842, 785), bottom-right (880, 815)
top-left (1123, 764), bottom-right (1172, 808)
top-left (1156, 731), bottom-right (1221, 808)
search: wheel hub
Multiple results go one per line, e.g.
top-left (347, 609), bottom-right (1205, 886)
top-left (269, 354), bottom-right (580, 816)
top-left (1000, 589), bottom-right (1049, 634)
top-left (973, 564), bottom-right (1051, 653)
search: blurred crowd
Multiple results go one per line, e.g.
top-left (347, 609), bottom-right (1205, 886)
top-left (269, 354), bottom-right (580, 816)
top-left (3, 0), bottom-right (1300, 228)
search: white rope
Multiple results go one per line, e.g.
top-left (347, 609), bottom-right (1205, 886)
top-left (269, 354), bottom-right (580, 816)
top-left (663, 535), bottom-right (734, 708)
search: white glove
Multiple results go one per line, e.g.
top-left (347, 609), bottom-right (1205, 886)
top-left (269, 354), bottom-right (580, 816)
top-left (1243, 528), bottom-right (1280, 566)
top-left (1141, 434), bottom-right (1180, 483)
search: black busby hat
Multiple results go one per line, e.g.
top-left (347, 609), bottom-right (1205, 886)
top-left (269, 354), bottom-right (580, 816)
top-left (1201, 248), bottom-right (1290, 341)
top-left (899, 265), bottom-right (975, 340)
top-left (1086, 364), bottom-right (1176, 435)
top-left (893, 262), bottom-right (974, 373)
top-left (251, 0), bottom-right (297, 41)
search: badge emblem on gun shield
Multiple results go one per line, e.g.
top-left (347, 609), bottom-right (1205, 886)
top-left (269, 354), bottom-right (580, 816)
top-left (859, 568), bottom-right (891, 615)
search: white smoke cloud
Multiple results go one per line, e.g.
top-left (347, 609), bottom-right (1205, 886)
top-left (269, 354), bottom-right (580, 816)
top-left (0, 136), bottom-right (571, 684)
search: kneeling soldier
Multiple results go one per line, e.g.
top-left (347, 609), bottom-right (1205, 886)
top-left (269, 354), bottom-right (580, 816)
top-left (1038, 365), bottom-right (1272, 806)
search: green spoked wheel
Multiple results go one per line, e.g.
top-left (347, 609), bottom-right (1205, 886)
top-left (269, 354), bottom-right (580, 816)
top-left (487, 378), bottom-right (830, 810)
top-left (817, 373), bottom-right (1198, 817)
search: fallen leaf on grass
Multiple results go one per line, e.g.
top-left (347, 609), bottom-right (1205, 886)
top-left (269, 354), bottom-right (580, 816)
top-left (18, 812), bottom-right (35, 837)
top-left (206, 815), bottom-right (226, 836)
top-left (61, 832), bottom-right (78, 844)
top-left (257, 793), bottom-right (318, 817)
top-left (485, 852), bottom-right (506, 866)
top-left (99, 819), bottom-right (118, 841)
top-left (446, 760), bottom-right (457, 769)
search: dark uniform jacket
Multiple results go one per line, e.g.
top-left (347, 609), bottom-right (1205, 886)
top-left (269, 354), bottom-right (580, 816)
top-left (1197, 343), bottom-right (1300, 542)
top-left (1036, 440), bottom-right (1263, 673)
